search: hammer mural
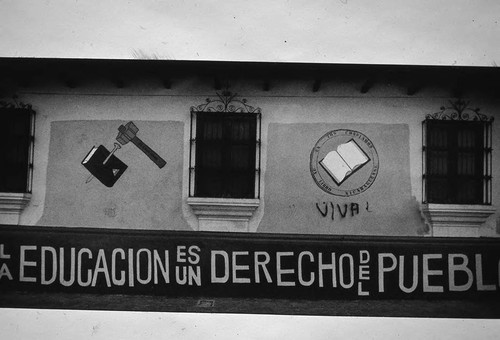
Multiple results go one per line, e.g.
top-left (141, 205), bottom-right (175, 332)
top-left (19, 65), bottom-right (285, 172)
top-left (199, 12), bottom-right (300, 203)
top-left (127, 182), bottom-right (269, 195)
top-left (82, 121), bottom-right (166, 187)
top-left (117, 121), bottom-right (167, 168)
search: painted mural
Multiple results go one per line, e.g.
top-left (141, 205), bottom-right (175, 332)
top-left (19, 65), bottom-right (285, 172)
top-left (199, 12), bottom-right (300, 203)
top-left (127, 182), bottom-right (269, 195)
top-left (83, 143), bottom-right (127, 187)
top-left (1, 226), bottom-right (499, 300)
top-left (259, 123), bottom-right (425, 236)
top-left (82, 121), bottom-right (166, 188)
top-left (38, 120), bottom-right (189, 230)
top-left (310, 129), bottom-right (379, 197)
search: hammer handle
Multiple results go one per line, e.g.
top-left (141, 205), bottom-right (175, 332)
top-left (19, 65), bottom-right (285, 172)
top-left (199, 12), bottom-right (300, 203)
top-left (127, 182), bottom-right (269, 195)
top-left (131, 137), bottom-right (166, 168)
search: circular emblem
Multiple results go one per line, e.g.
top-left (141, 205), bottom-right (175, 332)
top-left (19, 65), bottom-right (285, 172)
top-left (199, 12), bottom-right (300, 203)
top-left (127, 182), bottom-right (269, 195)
top-left (310, 129), bottom-right (379, 197)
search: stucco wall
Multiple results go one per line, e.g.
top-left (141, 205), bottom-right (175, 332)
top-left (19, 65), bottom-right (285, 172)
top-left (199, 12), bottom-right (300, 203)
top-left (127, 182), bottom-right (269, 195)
top-left (258, 123), bottom-right (425, 236)
top-left (3, 73), bottom-right (498, 236)
top-left (37, 120), bottom-right (188, 230)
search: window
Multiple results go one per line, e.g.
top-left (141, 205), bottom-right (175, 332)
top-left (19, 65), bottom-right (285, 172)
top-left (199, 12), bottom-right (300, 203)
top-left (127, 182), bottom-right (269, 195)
top-left (189, 91), bottom-right (261, 199)
top-left (187, 91), bottom-right (261, 232)
top-left (0, 102), bottom-right (35, 193)
top-left (194, 112), bottom-right (257, 198)
top-left (0, 99), bottom-right (35, 217)
top-left (421, 100), bottom-right (495, 237)
top-left (423, 100), bottom-right (492, 205)
top-left (424, 121), bottom-right (488, 204)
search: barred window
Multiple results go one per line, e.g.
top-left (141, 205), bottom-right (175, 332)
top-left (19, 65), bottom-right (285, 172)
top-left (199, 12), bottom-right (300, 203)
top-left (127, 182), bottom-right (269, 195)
top-left (0, 105), bottom-right (35, 193)
top-left (189, 91), bottom-right (261, 199)
top-left (423, 100), bottom-right (493, 205)
top-left (194, 112), bottom-right (257, 198)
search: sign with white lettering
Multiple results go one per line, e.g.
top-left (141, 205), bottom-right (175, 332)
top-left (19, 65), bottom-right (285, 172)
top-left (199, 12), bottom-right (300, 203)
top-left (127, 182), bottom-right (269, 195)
top-left (0, 225), bottom-right (499, 299)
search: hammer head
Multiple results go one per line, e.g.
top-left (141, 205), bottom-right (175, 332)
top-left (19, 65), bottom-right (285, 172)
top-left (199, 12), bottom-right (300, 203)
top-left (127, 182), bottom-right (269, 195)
top-left (116, 121), bottom-right (139, 145)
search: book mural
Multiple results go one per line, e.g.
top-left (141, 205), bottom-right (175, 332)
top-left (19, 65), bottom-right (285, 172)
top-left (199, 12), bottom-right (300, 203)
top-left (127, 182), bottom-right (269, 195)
top-left (82, 121), bottom-right (167, 187)
top-left (310, 130), bottom-right (379, 197)
top-left (319, 139), bottom-right (370, 185)
top-left (82, 143), bottom-right (127, 187)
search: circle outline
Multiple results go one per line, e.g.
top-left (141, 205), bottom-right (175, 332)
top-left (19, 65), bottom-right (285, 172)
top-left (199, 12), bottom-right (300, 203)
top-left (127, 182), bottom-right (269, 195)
top-left (310, 129), bottom-right (379, 197)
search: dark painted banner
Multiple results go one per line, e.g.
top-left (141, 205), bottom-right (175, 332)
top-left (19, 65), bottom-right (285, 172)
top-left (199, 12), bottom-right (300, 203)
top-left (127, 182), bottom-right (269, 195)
top-left (1, 225), bottom-right (499, 299)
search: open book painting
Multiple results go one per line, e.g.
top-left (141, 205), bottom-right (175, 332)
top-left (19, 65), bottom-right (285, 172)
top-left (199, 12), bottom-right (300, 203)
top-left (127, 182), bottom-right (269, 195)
top-left (319, 139), bottom-right (370, 185)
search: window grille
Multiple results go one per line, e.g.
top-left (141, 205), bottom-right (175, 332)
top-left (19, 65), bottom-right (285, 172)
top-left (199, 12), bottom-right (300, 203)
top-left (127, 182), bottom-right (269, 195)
top-left (0, 99), bottom-right (35, 193)
top-left (423, 100), bottom-right (493, 204)
top-left (189, 91), bottom-right (261, 199)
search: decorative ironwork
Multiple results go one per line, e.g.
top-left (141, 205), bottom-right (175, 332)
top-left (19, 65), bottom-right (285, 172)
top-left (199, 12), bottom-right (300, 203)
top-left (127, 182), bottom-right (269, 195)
top-left (0, 95), bottom-right (34, 111)
top-left (190, 90), bottom-right (261, 114)
top-left (425, 99), bottom-right (493, 121)
top-left (189, 91), bottom-right (262, 198)
top-left (422, 99), bottom-right (493, 205)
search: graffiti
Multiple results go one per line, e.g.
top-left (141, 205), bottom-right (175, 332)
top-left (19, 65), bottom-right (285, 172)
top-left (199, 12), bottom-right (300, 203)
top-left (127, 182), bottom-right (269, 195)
top-left (82, 121), bottom-right (166, 187)
top-left (315, 201), bottom-right (371, 220)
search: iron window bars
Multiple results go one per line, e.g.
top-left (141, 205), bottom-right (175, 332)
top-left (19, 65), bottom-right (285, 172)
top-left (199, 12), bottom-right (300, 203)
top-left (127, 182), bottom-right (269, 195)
top-left (189, 91), bottom-right (262, 199)
top-left (423, 99), bottom-right (493, 204)
top-left (0, 98), bottom-right (36, 193)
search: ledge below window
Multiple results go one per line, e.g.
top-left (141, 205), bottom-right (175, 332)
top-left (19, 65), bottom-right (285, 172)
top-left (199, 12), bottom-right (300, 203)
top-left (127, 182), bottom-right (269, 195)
top-left (0, 193), bottom-right (31, 225)
top-left (187, 197), bottom-right (260, 232)
top-left (0, 192), bottom-right (31, 213)
top-left (421, 203), bottom-right (496, 237)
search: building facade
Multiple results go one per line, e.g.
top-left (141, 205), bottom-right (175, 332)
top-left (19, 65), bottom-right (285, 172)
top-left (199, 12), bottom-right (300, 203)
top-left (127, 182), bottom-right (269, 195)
top-left (1, 58), bottom-right (498, 238)
top-left (1, 59), bottom-right (500, 316)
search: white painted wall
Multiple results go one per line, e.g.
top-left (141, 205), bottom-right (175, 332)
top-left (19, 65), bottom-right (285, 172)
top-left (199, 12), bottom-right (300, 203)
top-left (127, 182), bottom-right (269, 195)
top-left (2, 73), bottom-right (498, 236)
